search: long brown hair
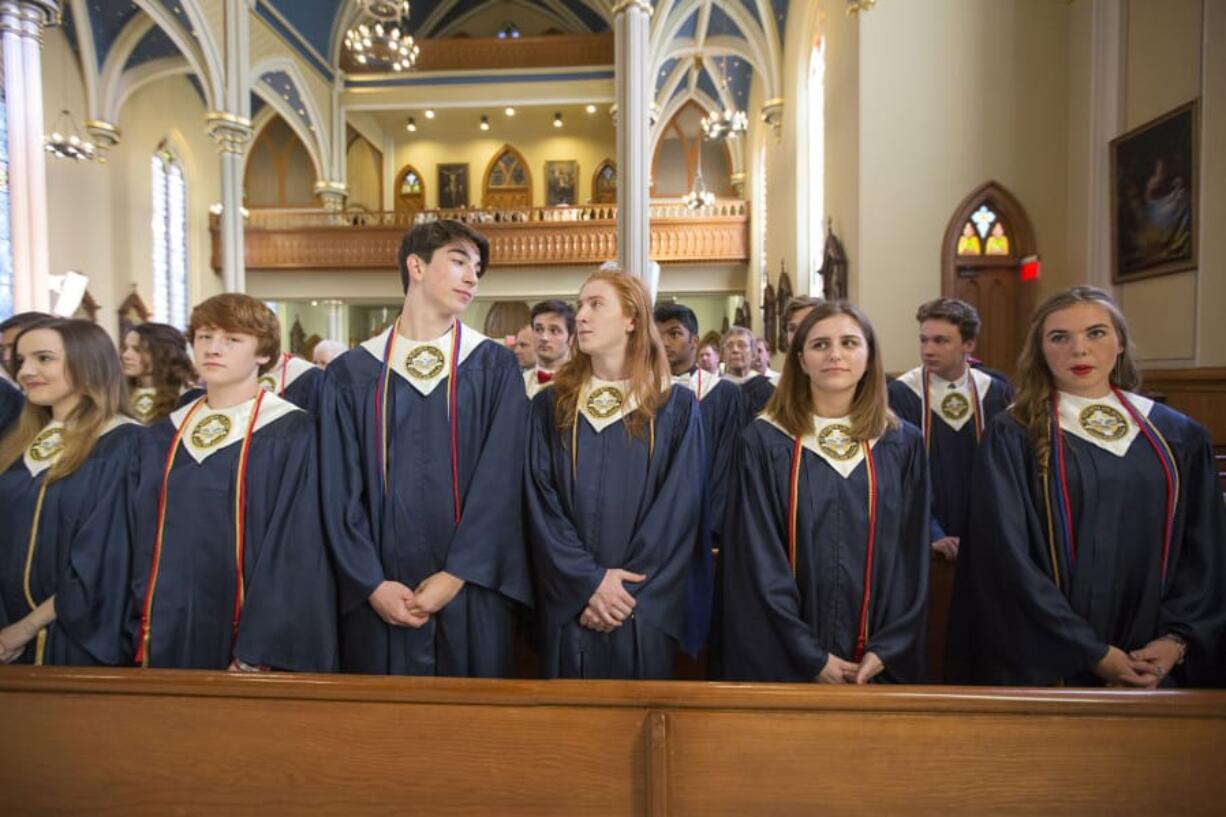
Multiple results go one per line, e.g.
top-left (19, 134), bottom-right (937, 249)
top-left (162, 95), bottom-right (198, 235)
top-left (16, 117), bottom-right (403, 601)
top-left (765, 300), bottom-right (898, 441)
top-left (1010, 285), bottom-right (1140, 469)
top-left (127, 322), bottom-right (196, 423)
top-left (0, 319), bottom-right (129, 483)
top-left (552, 270), bottom-right (672, 438)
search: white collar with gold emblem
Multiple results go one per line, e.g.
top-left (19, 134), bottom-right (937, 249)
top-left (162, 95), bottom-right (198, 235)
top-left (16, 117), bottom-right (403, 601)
top-left (130, 386), bottom-right (159, 424)
top-left (577, 377), bottom-right (638, 433)
top-left (898, 365), bottom-right (993, 433)
top-left (723, 371), bottom-right (758, 387)
top-left (170, 392), bottom-right (301, 464)
top-left (763, 413), bottom-right (879, 480)
top-left (259, 354), bottom-right (315, 395)
top-left (361, 322), bottom-right (488, 397)
top-left (672, 368), bottom-right (721, 402)
top-left (23, 415), bottom-right (139, 477)
top-left (1057, 389), bottom-right (1152, 458)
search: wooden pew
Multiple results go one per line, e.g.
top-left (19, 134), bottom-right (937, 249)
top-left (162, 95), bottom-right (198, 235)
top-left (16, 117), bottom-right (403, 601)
top-left (2, 667), bottom-right (1224, 816)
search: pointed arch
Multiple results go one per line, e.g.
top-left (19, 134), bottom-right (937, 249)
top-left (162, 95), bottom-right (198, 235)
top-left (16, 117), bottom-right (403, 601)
top-left (482, 144), bottom-right (533, 208)
top-left (941, 180), bottom-right (1037, 286)
top-left (591, 159), bottom-right (617, 204)
top-left (250, 58), bottom-right (330, 182)
top-left (394, 163), bottom-right (427, 214)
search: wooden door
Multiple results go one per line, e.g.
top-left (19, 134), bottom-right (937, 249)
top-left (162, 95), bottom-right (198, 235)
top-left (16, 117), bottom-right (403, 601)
top-left (941, 182), bottom-right (1038, 377)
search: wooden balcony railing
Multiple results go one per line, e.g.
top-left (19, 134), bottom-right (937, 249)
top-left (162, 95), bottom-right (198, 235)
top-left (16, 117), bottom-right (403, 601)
top-left (211, 201), bottom-right (749, 271)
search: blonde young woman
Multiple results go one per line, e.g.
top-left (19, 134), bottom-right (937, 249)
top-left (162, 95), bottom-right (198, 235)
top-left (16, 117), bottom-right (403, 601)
top-left (948, 286), bottom-right (1225, 687)
top-left (0, 319), bottom-right (142, 665)
top-left (525, 271), bottom-right (706, 679)
top-left (721, 302), bottom-right (930, 684)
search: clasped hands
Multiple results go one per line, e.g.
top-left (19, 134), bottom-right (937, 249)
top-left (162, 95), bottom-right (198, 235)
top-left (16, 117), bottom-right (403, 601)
top-left (1094, 639), bottom-right (1183, 689)
top-left (369, 571), bottom-right (466, 628)
top-left (579, 569), bottom-right (646, 633)
top-left (816, 651), bottom-right (885, 685)
top-left (0, 619), bottom-right (38, 664)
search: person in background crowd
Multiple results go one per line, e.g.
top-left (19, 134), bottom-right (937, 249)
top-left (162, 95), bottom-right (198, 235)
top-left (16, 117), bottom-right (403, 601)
top-left (722, 326), bottom-right (775, 416)
top-left (525, 300), bottom-right (575, 399)
top-left (120, 322), bottom-right (196, 425)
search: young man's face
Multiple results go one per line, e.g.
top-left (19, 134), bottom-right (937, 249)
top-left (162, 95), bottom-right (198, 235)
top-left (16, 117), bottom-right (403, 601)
top-left (753, 340), bottom-right (771, 373)
top-left (193, 326), bottom-right (269, 391)
top-left (408, 240), bottom-right (481, 317)
top-left (656, 319), bottom-right (697, 374)
top-left (513, 325), bottom-right (537, 368)
top-left (919, 318), bottom-right (973, 381)
top-left (785, 306), bottom-right (815, 349)
top-left (533, 312), bottom-right (571, 368)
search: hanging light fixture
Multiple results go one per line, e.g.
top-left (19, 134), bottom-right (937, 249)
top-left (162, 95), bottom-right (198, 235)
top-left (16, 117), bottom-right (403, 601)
top-left (406, 116), bottom-right (417, 132)
top-left (44, 108), bottom-right (96, 161)
top-left (479, 115), bottom-right (490, 131)
top-left (700, 57), bottom-right (749, 141)
top-left (682, 144), bottom-right (715, 211)
top-left (553, 112), bottom-right (563, 128)
top-left (345, 1), bottom-right (421, 72)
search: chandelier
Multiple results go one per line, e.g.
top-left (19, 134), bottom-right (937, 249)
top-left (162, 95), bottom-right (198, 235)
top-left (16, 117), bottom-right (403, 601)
top-left (44, 108), bottom-right (96, 161)
top-left (699, 56), bottom-right (748, 140)
top-left (345, 1), bottom-right (420, 72)
top-left (683, 149), bottom-right (715, 211)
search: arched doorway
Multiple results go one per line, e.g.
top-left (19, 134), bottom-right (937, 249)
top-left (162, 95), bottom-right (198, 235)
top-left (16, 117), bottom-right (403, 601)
top-left (941, 181), bottom-right (1038, 375)
top-left (482, 145), bottom-right (532, 208)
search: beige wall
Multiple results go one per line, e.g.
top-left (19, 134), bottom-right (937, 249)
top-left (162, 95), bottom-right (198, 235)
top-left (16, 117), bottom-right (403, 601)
top-left (43, 29), bottom-right (221, 339)
top-left (1115, 0), bottom-right (1219, 366)
top-left (387, 110), bottom-right (616, 208)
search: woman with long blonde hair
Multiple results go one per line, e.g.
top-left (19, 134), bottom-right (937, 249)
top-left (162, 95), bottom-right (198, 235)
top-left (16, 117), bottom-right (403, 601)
top-left (721, 302), bottom-right (930, 683)
top-left (947, 286), bottom-right (1225, 687)
top-left (0, 319), bottom-right (142, 665)
top-left (525, 270), bottom-right (706, 678)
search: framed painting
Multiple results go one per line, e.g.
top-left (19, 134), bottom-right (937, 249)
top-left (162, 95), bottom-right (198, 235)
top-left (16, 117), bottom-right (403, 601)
top-left (1110, 100), bottom-right (1199, 282)
top-left (437, 163), bottom-right (469, 209)
top-left (545, 160), bottom-right (578, 206)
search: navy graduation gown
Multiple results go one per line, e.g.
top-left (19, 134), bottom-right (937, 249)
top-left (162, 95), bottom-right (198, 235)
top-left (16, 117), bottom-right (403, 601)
top-left (0, 378), bottom-right (21, 434)
top-left (129, 409), bottom-right (337, 671)
top-left (0, 422), bottom-right (143, 665)
top-left (887, 373), bottom-right (1012, 540)
top-left (946, 407), bottom-right (1226, 687)
top-left (319, 339), bottom-right (532, 677)
top-left (721, 420), bottom-right (931, 683)
top-left (525, 387), bottom-right (706, 679)
top-left (735, 374), bottom-right (775, 417)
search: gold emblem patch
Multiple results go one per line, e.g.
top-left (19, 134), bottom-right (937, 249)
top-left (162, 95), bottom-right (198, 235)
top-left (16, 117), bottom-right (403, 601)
top-left (28, 427), bottom-right (65, 463)
top-left (1079, 404), bottom-right (1128, 442)
top-left (191, 414), bottom-right (233, 449)
top-left (940, 392), bottom-right (970, 421)
top-left (258, 374), bottom-right (278, 393)
top-left (405, 345), bottom-right (446, 380)
top-left (585, 386), bottom-right (625, 419)
top-left (132, 391), bottom-right (156, 423)
top-left (817, 424), bottom-right (860, 461)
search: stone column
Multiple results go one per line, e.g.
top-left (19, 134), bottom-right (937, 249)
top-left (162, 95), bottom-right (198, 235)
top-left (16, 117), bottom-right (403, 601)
top-left (314, 180), bottom-right (348, 212)
top-left (1, 0), bottom-right (58, 312)
top-left (613, 0), bottom-right (652, 292)
top-left (206, 113), bottom-right (252, 293)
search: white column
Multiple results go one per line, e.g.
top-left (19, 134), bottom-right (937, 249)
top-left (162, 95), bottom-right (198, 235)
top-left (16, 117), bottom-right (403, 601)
top-left (1, 0), bottom-right (58, 312)
top-left (314, 181), bottom-right (348, 211)
top-left (206, 113), bottom-right (252, 293)
top-left (323, 299), bottom-right (345, 340)
top-left (613, 0), bottom-right (652, 287)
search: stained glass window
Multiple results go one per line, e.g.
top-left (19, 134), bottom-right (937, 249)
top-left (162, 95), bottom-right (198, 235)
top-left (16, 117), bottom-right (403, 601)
top-left (958, 203), bottom-right (1011, 257)
top-left (400, 171), bottom-right (421, 195)
top-left (151, 144), bottom-right (188, 328)
top-left (0, 87), bottom-right (11, 319)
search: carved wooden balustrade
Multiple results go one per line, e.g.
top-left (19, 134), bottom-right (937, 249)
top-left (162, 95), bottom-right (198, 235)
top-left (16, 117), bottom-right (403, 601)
top-left (210, 201), bottom-right (749, 271)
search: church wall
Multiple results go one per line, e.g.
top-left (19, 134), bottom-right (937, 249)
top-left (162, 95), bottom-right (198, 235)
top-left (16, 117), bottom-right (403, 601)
top-left (386, 110), bottom-right (616, 208)
top-left (853, 0), bottom-right (1072, 373)
top-left (43, 29), bottom-right (222, 339)
top-left (1115, 0), bottom-right (1220, 367)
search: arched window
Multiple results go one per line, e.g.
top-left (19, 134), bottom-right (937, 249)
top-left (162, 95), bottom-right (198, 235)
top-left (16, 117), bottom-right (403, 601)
top-left (394, 164), bottom-right (426, 214)
top-left (151, 142), bottom-right (188, 328)
top-left (808, 36), bottom-right (826, 294)
top-left (0, 86), bottom-right (11, 318)
top-left (590, 159), bottom-right (616, 204)
top-left (481, 145), bottom-right (531, 208)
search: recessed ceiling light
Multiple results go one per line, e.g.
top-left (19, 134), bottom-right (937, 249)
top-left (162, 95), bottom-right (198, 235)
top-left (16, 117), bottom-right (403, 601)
top-left (480, 115), bottom-right (490, 131)
top-left (553, 112), bottom-right (563, 128)
top-left (585, 104), bottom-right (597, 114)
top-left (424, 109), bottom-right (435, 119)
top-left (505, 106), bottom-right (516, 116)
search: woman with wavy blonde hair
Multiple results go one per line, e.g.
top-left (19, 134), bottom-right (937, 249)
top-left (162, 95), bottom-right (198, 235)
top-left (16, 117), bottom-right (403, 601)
top-left (948, 286), bottom-right (1225, 687)
top-left (721, 301), bottom-right (930, 684)
top-left (0, 319), bottom-right (142, 665)
top-left (525, 270), bottom-right (706, 678)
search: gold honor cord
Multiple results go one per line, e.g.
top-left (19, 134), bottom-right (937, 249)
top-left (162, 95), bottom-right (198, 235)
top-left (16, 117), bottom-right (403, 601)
top-left (21, 481), bottom-right (51, 665)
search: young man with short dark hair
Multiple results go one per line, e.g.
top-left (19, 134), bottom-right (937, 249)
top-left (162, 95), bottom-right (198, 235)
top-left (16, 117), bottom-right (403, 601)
top-left (319, 219), bottom-right (532, 676)
top-left (524, 299), bottom-right (575, 398)
top-left (887, 297), bottom-right (1013, 561)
